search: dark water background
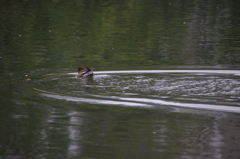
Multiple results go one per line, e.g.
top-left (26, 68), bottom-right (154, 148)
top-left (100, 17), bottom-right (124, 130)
top-left (1, 0), bottom-right (240, 159)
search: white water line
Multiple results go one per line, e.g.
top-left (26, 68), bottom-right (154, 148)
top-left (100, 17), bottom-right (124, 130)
top-left (42, 93), bottom-right (240, 114)
top-left (68, 70), bottom-right (240, 75)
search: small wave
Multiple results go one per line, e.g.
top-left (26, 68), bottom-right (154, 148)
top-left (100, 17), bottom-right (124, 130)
top-left (40, 92), bottom-right (240, 113)
top-left (33, 70), bottom-right (240, 114)
top-left (42, 93), bottom-right (153, 108)
top-left (68, 70), bottom-right (240, 75)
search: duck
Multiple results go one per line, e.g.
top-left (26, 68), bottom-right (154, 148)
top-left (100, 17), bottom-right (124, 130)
top-left (77, 66), bottom-right (94, 78)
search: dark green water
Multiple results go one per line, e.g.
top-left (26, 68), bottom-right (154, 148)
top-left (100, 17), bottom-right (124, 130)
top-left (1, 0), bottom-right (240, 158)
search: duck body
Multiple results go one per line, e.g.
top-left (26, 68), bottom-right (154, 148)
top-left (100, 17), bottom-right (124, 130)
top-left (77, 66), bottom-right (94, 78)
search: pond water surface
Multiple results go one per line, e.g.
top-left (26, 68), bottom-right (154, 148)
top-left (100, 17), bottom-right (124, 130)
top-left (1, 0), bottom-right (240, 158)
top-left (1, 69), bottom-right (240, 159)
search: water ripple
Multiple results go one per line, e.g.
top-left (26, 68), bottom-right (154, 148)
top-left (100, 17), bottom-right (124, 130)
top-left (32, 70), bottom-right (240, 113)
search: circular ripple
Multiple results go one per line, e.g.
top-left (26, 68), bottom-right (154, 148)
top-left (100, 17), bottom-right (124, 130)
top-left (29, 70), bottom-right (240, 113)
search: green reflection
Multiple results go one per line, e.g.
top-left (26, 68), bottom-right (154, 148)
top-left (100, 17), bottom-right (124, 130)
top-left (0, 0), bottom-right (240, 157)
top-left (0, 0), bottom-right (240, 73)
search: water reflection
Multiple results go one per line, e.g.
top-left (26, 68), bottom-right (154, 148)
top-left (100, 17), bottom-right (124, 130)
top-left (27, 70), bottom-right (239, 158)
top-left (67, 111), bottom-right (84, 158)
top-left (1, 69), bottom-right (240, 158)
top-left (1, 0), bottom-right (240, 158)
top-left (0, 0), bottom-right (240, 72)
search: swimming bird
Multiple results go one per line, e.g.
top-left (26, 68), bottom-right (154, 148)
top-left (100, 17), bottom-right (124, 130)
top-left (77, 66), bottom-right (94, 78)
